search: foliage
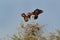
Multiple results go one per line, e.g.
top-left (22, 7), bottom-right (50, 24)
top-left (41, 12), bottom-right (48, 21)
top-left (1, 23), bottom-right (60, 40)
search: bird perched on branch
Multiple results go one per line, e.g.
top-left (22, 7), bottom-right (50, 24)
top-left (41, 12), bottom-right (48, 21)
top-left (21, 12), bottom-right (31, 22)
top-left (21, 9), bottom-right (43, 22)
top-left (31, 9), bottom-right (43, 19)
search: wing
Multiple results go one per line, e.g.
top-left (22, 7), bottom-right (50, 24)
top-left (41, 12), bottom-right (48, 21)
top-left (24, 13), bottom-right (31, 22)
top-left (34, 9), bottom-right (43, 15)
top-left (21, 13), bottom-right (26, 17)
top-left (34, 16), bottom-right (38, 19)
top-left (31, 9), bottom-right (43, 20)
top-left (27, 12), bottom-right (32, 18)
top-left (21, 12), bottom-right (31, 22)
top-left (24, 16), bottom-right (29, 22)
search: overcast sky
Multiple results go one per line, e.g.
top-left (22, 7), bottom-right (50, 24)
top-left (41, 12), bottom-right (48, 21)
top-left (0, 0), bottom-right (60, 38)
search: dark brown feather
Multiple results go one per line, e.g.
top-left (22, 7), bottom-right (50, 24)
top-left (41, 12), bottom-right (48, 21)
top-left (21, 13), bottom-right (31, 22)
top-left (32, 9), bottom-right (43, 19)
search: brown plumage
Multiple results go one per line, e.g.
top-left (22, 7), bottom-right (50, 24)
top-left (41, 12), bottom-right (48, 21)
top-left (21, 9), bottom-right (43, 22)
top-left (21, 13), bottom-right (31, 22)
top-left (32, 9), bottom-right (43, 19)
